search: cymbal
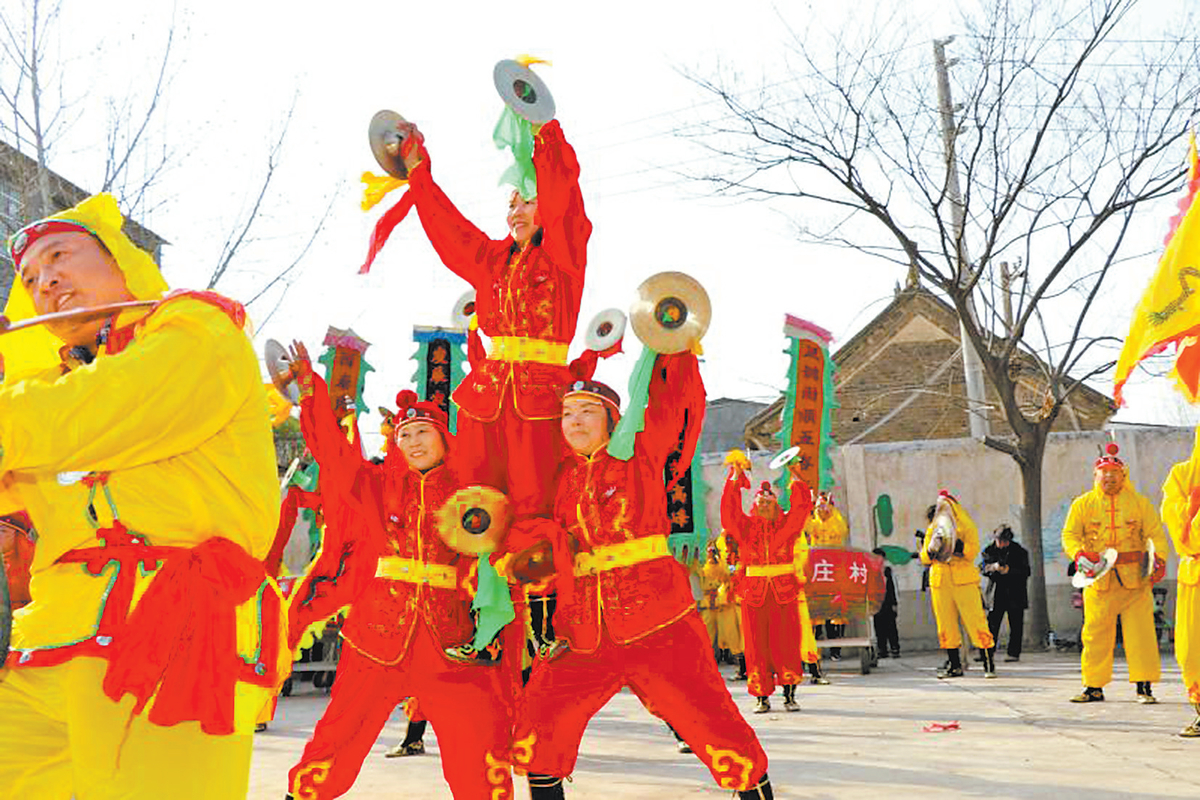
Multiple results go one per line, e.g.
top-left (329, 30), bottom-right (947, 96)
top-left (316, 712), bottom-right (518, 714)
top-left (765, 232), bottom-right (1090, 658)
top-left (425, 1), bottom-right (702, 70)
top-left (584, 308), bottom-right (626, 352)
top-left (264, 338), bottom-right (300, 405)
top-left (629, 271), bottom-right (711, 354)
top-left (451, 289), bottom-right (477, 330)
top-left (769, 446), bottom-right (801, 471)
top-left (0, 300), bottom-right (157, 336)
top-left (493, 60), bottom-right (555, 124)
top-left (368, 110), bottom-right (411, 180)
top-left (435, 485), bottom-right (510, 555)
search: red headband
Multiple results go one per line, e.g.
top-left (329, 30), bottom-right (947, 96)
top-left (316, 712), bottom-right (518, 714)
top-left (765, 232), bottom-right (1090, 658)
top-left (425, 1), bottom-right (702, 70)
top-left (9, 220), bottom-right (93, 271)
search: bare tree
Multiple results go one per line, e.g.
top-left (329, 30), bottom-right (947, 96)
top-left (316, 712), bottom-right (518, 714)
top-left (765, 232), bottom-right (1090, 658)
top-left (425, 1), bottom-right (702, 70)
top-left (687, 0), bottom-right (1200, 643)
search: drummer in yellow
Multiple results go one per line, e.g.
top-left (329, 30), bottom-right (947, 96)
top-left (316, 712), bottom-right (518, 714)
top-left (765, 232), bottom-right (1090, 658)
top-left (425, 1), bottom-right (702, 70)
top-left (1063, 443), bottom-right (1166, 704)
top-left (804, 492), bottom-right (848, 659)
top-left (0, 194), bottom-right (285, 798)
top-left (920, 492), bottom-right (996, 679)
top-left (1162, 431), bottom-right (1200, 737)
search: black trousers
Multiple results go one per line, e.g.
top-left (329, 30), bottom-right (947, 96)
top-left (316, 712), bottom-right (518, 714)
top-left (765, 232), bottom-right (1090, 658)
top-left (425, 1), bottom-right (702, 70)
top-left (873, 611), bottom-right (899, 654)
top-left (988, 605), bottom-right (1024, 657)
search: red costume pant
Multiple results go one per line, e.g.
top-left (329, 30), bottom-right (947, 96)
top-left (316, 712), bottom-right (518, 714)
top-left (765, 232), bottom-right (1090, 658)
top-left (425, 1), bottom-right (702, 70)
top-left (455, 399), bottom-right (564, 518)
top-left (741, 594), bottom-right (804, 697)
top-left (287, 623), bottom-right (515, 799)
top-left (511, 613), bottom-right (768, 792)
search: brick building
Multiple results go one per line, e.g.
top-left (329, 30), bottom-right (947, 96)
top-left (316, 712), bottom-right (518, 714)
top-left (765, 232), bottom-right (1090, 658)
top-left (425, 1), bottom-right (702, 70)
top-left (743, 285), bottom-right (1116, 449)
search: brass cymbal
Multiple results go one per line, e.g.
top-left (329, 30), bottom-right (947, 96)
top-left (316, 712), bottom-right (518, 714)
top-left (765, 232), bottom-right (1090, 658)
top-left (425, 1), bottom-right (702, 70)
top-left (584, 308), bottom-right (626, 352)
top-left (264, 338), bottom-right (300, 405)
top-left (628, 271), bottom-right (711, 354)
top-left (368, 110), bottom-right (411, 180)
top-left (435, 485), bottom-right (511, 555)
top-left (493, 60), bottom-right (555, 124)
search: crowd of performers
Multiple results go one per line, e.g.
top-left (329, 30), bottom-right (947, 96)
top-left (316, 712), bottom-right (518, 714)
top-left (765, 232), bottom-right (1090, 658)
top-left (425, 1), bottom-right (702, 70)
top-left (0, 101), bottom-right (1197, 800)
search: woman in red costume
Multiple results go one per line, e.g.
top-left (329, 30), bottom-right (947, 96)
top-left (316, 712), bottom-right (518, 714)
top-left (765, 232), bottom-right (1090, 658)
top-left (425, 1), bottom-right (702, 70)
top-left (722, 469), bottom-right (813, 714)
top-left (284, 344), bottom-right (515, 800)
top-left (394, 118), bottom-right (591, 520)
top-left (508, 359), bottom-right (775, 800)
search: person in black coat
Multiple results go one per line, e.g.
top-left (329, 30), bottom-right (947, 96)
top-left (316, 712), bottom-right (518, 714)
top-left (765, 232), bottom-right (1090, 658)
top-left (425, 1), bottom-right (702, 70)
top-left (981, 525), bottom-right (1030, 661)
top-left (871, 548), bottom-right (900, 658)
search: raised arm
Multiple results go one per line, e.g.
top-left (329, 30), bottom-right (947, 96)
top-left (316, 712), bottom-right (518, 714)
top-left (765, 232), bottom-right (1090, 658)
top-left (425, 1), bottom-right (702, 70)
top-left (636, 352), bottom-right (706, 483)
top-left (532, 120), bottom-right (591, 280)
top-left (0, 299), bottom-right (260, 474)
top-left (721, 469), bottom-right (752, 544)
top-left (406, 155), bottom-right (492, 289)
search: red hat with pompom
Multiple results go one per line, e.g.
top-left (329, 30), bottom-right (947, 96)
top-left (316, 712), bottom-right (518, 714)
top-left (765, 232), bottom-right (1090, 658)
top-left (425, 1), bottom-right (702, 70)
top-left (755, 480), bottom-right (776, 497)
top-left (393, 389), bottom-right (451, 440)
top-left (1094, 442), bottom-right (1123, 470)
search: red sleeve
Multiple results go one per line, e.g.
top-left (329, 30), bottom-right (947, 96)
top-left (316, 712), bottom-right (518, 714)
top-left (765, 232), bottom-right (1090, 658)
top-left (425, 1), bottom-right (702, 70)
top-left (775, 479), bottom-right (814, 548)
top-left (407, 160), bottom-right (491, 288)
top-left (532, 120), bottom-right (591, 280)
top-left (635, 352), bottom-right (706, 486)
top-left (721, 472), bottom-right (751, 545)
top-left (299, 374), bottom-right (365, 497)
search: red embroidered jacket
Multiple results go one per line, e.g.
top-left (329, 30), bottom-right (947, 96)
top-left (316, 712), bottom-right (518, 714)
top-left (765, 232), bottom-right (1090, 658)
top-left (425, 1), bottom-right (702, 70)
top-left (408, 120), bottom-right (592, 421)
top-left (551, 353), bottom-right (706, 653)
top-left (721, 474), bottom-right (812, 608)
top-left (292, 375), bottom-right (474, 664)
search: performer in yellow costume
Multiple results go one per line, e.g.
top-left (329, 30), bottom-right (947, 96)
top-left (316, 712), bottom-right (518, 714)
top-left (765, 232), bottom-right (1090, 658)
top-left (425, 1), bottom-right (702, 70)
top-left (698, 544), bottom-right (743, 660)
top-left (1162, 430), bottom-right (1200, 737)
top-left (792, 525), bottom-right (827, 684)
top-left (1063, 444), bottom-right (1167, 704)
top-left (0, 194), bottom-right (285, 799)
top-left (804, 492), bottom-right (848, 659)
top-left (920, 492), bottom-right (996, 679)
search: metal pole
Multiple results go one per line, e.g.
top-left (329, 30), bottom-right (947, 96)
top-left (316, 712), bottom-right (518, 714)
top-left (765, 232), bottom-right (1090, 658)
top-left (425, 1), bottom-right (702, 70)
top-left (933, 37), bottom-right (990, 439)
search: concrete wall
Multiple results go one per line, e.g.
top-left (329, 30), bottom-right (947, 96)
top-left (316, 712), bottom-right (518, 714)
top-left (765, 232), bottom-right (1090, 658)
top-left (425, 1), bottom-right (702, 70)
top-left (700, 425), bottom-right (1193, 651)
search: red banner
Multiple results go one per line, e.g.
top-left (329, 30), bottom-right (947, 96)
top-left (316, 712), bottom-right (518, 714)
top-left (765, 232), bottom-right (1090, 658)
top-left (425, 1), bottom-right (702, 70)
top-left (803, 547), bottom-right (885, 619)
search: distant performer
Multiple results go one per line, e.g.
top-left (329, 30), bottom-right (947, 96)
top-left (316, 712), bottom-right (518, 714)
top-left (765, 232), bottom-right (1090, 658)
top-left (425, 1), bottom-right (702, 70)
top-left (1063, 443), bottom-right (1167, 705)
top-left (981, 524), bottom-right (1030, 662)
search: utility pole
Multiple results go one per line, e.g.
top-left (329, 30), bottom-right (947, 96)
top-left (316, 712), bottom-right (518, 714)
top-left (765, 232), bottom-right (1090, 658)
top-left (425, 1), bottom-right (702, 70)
top-left (933, 37), bottom-right (990, 439)
top-left (1000, 261), bottom-right (1014, 336)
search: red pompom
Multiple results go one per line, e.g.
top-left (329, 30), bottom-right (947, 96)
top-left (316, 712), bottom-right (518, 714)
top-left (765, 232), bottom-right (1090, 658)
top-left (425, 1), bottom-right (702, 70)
top-left (395, 389), bottom-right (418, 411)
top-left (760, 481), bottom-right (772, 492)
top-left (1105, 442), bottom-right (1119, 456)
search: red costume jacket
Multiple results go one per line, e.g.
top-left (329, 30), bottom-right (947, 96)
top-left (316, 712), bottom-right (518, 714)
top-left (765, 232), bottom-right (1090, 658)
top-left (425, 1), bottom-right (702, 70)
top-left (550, 353), bottom-right (706, 653)
top-left (292, 375), bottom-right (475, 664)
top-left (408, 120), bottom-right (592, 421)
top-left (721, 475), bottom-right (812, 608)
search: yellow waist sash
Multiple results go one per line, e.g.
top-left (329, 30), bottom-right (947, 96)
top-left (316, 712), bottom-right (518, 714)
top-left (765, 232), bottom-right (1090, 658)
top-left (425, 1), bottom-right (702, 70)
top-left (374, 556), bottom-right (457, 589)
top-left (488, 336), bottom-right (569, 365)
top-left (574, 535), bottom-right (670, 577)
top-left (745, 563), bottom-right (795, 578)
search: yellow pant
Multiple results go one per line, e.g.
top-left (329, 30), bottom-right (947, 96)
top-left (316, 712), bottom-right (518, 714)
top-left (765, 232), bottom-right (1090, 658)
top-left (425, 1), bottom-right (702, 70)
top-left (701, 606), bottom-right (745, 655)
top-left (0, 658), bottom-right (252, 799)
top-left (931, 582), bottom-right (995, 650)
top-left (1080, 582), bottom-right (1160, 688)
top-left (1176, 581), bottom-right (1200, 705)
top-left (797, 595), bottom-right (819, 663)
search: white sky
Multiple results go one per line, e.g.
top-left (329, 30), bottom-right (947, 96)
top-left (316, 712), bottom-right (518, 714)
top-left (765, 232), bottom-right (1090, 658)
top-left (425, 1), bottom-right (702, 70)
top-left (27, 0), bottom-right (1200, 452)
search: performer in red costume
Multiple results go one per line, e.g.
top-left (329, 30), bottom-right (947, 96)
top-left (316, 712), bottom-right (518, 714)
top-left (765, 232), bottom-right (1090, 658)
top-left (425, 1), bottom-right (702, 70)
top-left (722, 469), bottom-right (813, 714)
top-left (508, 360), bottom-right (774, 800)
top-left (394, 118), bottom-right (591, 519)
top-left (284, 345), bottom-right (515, 800)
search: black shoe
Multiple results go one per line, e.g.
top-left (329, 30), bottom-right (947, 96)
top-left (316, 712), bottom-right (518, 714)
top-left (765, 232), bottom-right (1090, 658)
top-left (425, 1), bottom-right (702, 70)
top-left (1004, 655), bottom-right (1020, 662)
top-left (936, 661), bottom-right (964, 679)
top-left (891, 650), bottom-right (901, 658)
top-left (1136, 682), bottom-right (1157, 704)
top-left (877, 651), bottom-right (890, 659)
top-left (254, 722), bottom-right (268, 733)
top-left (753, 696), bottom-right (771, 714)
top-left (529, 773), bottom-right (566, 799)
top-left (782, 685), bottom-right (800, 712)
top-left (1070, 687), bottom-right (1104, 703)
top-left (738, 773), bottom-right (774, 799)
top-left (677, 739), bottom-right (693, 754)
top-left (385, 740), bottom-right (425, 758)
top-left (538, 639), bottom-right (569, 662)
top-left (982, 649), bottom-right (997, 679)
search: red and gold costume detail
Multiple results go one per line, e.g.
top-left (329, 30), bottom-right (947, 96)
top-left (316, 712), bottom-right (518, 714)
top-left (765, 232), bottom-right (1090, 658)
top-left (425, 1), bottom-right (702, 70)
top-left (1062, 462), bottom-right (1166, 690)
top-left (722, 476), bottom-right (813, 697)
top-left (408, 119), bottom-right (591, 517)
top-left (510, 354), bottom-right (768, 791)
top-left (286, 377), bottom-right (514, 799)
top-left (0, 194), bottom-right (284, 800)
top-left (1161, 431), bottom-right (1200, 709)
top-left (920, 497), bottom-right (994, 651)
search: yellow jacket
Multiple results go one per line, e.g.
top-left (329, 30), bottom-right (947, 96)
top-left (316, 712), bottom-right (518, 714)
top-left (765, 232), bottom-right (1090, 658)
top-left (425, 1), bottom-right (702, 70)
top-left (920, 498), bottom-right (982, 587)
top-left (804, 507), bottom-right (848, 548)
top-left (2, 298), bottom-right (281, 726)
top-left (1161, 442), bottom-right (1200, 587)
top-left (1062, 476), bottom-right (1166, 592)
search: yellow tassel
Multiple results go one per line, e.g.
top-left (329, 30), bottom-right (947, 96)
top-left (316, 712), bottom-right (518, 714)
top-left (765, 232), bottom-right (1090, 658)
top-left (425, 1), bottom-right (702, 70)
top-left (689, 338), bottom-right (705, 356)
top-left (515, 54), bottom-right (551, 67)
top-left (361, 171), bottom-right (408, 212)
top-left (724, 449), bottom-right (751, 471)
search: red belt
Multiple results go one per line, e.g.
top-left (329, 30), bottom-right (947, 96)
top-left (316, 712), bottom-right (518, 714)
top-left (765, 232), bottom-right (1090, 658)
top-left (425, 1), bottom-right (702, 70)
top-left (1114, 551), bottom-right (1144, 565)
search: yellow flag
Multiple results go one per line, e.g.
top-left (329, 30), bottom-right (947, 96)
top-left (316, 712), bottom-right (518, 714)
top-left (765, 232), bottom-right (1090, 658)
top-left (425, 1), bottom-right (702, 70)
top-left (1114, 134), bottom-right (1200, 404)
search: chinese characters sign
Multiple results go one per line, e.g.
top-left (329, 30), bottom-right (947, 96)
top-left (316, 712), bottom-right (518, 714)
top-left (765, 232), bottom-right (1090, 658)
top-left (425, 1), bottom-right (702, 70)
top-left (779, 315), bottom-right (836, 496)
top-left (803, 547), bottom-right (885, 619)
top-left (412, 326), bottom-right (467, 434)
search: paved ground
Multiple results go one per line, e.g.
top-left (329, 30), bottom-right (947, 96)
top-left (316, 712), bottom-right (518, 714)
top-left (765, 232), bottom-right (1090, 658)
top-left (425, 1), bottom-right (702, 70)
top-left (250, 649), bottom-right (1199, 799)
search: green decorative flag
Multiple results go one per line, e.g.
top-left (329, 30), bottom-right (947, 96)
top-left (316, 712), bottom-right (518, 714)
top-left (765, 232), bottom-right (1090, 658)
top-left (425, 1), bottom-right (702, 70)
top-left (667, 444), bottom-right (711, 566)
top-left (493, 107), bottom-right (537, 200)
top-left (471, 559), bottom-right (516, 649)
top-left (410, 326), bottom-right (467, 434)
top-left (608, 346), bottom-right (657, 461)
top-left (775, 315), bottom-right (838, 509)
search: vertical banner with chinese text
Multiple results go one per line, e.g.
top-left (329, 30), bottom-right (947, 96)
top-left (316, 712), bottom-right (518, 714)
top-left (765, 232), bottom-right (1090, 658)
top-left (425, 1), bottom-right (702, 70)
top-left (318, 326), bottom-right (374, 419)
top-left (411, 325), bottom-right (467, 434)
top-left (776, 315), bottom-right (836, 508)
